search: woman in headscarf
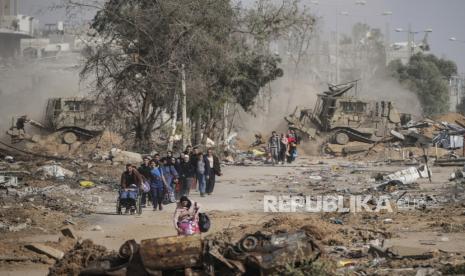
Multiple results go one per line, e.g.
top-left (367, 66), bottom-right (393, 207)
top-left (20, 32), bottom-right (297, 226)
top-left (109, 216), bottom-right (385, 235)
top-left (173, 196), bottom-right (200, 236)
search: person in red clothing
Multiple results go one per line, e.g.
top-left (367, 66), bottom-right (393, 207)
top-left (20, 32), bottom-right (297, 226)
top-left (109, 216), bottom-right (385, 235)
top-left (287, 130), bottom-right (298, 163)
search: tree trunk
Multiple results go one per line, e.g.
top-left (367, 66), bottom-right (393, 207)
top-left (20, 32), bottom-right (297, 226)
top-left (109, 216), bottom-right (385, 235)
top-left (181, 64), bottom-right (188, 150)
top-left (194, 116), bottom-right (202, 147)
top-left (134, 119), bottom-right (155, 152)
top-left (167, 91), bottom-right (180, 151)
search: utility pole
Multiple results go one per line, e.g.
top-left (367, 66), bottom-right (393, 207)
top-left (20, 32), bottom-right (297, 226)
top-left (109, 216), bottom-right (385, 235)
top-left (407, 23), bottom-right (414, 59)
top-left (181, 64), bottom-right (188, 150)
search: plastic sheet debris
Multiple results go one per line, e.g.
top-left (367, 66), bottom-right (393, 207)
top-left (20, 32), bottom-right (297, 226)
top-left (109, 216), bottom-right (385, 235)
top-left (79, 181), bottom-right (95, 188)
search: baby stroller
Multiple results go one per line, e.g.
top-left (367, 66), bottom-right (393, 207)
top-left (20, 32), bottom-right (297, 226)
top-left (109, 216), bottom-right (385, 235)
top-left (116, 184), bottom-right (142, 215)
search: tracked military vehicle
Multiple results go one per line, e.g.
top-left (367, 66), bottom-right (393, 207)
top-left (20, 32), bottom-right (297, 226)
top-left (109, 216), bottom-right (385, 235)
top-left (7, 97), bottom-right (105, 144)
top-left (285, 80), bottom-right (408, 145)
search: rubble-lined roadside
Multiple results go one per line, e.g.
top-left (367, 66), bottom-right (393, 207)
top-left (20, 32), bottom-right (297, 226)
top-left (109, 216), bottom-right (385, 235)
top-left (2, 111), bottom-right (465, 275)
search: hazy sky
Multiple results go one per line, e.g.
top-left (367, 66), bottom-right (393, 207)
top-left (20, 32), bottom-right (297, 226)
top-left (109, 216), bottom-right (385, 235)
top-left (17, 0), bottom-right (465, 73)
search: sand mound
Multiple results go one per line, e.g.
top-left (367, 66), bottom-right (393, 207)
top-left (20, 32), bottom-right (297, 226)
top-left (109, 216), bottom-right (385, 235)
top-left (432, 112), bottom-right (465, 126)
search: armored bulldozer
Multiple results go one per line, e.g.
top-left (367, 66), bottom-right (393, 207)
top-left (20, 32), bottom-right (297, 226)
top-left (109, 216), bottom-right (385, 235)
top-left (7, 97), bottom-right (105, 144)
top-left (285, 80), bottom-right (409, 145)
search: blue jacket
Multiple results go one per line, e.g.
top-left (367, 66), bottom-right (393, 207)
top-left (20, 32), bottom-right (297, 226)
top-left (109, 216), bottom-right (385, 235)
top-left (150, 167), bottom-right (165, 188)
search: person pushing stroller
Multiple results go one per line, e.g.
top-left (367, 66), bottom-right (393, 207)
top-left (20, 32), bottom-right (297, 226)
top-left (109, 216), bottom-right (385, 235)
top-left (120, 164), bottom-right (143, 214)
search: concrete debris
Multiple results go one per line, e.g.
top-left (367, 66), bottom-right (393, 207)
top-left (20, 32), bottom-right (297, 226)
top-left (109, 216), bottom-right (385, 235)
top-left (8, 223), bottom-right (28, 232)
top-left (0, 175), bottom-right (19, 188)
top-left (384, 165), bottom-right (431, 185)
top-left (25, 243), bottom-right (64, 260)
top-left (60, 227), bottom-right (78, 239)
top-left (36, 164), bottom-right (74, 179)
top-left (52, 219), bottom-right (322, 275)
top-left (110, 148), bottom-right (142, 165)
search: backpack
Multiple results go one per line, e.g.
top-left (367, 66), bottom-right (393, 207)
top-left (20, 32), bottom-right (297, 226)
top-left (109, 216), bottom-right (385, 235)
top-left (198, 213), bottom-right (210, 233)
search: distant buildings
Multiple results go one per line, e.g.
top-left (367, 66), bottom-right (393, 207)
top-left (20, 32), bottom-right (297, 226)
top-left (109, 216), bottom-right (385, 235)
top-left (0, 0), bottom-right (92, 62)
top-left (449, 75), bottom-right (465, 112)
top-left (0, 0), bottom-right (38, 59)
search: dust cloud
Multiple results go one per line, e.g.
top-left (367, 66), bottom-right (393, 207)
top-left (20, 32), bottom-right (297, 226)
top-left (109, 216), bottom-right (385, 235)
top-left (0, 54), bottom-right (85, 140)
top-left (359, 77), bottom-right (423, 118)
top-left (235, 71), bottom-right (321, 142)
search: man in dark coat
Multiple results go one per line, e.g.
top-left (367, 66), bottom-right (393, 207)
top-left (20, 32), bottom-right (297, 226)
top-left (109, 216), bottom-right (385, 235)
top-left (204, 148), bottom-right (222, 195)
top-left (138, 156), bottom-right (152, 207)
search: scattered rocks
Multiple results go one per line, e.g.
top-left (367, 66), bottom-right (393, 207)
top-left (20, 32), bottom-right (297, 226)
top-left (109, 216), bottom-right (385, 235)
top-left (8, 222), bottom-right (28, 232)
top-left (61, 227), bottom-right (78, 240)
top-left (91, 225), bottom-right (103, 231)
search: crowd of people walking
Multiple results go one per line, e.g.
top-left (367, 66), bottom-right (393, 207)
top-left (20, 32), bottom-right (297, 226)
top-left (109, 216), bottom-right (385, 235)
top-left (118, 146), bottom-right (219, 235)
top-left (119, 146), bottom-right (222, 210)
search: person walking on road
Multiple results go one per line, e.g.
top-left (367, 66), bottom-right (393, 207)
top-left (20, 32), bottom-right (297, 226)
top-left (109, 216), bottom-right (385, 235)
top-left (161, 157), bottom-right (179, 193)
top-left (268, 131), bottom-right (281, 165)
top-left (120, 164), bottom-right (143, 214)
top-left (205, 148), bottom-right (222, 195)
top-left (190, 147), bottom-right (200, 191)
top-left (279, 134), bottom-right (289, 165)
top-left (196, 152), bottom-right (207, 197)
top-left (149, 160), bottom-right (167, 211)
top-left (138, 156), bottom-right (152, 207)
top-left (179, 155), bottom-right (196, 197)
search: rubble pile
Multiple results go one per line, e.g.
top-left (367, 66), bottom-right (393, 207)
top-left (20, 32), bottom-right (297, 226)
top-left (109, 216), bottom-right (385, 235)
top-left (0, 155), bottom-right (120, 237)
top-left (48, 217), bottom-right (332, 275)
top-left (319, 113), bottom-right (465, 163)
top-left (23, 130), bottom-right (125, 160)
top-left (49, 239), bottom-right (116, 276)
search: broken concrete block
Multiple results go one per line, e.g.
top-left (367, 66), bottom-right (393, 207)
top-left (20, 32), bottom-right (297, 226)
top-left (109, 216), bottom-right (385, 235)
top-left (8, 223), bottom-right (28, 232)
top-left (31, 135), bottom-right (42, 143)
top-left (0, 175), bottom-right (19, 188)
top-left (36, 165), bottom-right (74, 179)
top-left (25, 243), bottom-right (64, 260)
top-left (110, 148), bottom-right (143, 164)
top-left (61, 227), bottom-right (78, 239)
top-left (389, 246), bottom-right (433, 260)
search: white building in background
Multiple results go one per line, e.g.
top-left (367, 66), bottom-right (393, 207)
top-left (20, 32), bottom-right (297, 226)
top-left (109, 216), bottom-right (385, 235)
top-left (0, 0), bottom-right (38, 59)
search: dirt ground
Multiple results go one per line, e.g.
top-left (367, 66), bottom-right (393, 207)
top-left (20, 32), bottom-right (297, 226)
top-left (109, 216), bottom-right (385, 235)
top-left (1, 155), bottom-right (465, 275)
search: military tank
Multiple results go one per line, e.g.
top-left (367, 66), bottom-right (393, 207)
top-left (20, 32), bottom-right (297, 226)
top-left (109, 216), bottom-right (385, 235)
top-left (7, 97), bottom-right (105, 144)
top-left (285, 80), bottom-right (410, 145)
